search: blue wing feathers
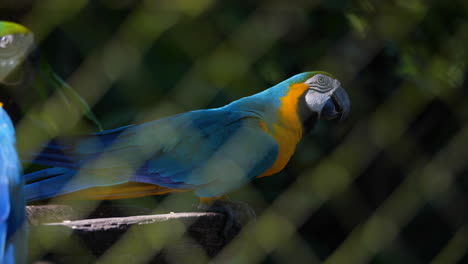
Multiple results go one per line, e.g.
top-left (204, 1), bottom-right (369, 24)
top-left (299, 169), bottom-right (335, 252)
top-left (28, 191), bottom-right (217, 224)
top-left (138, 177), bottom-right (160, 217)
top-left (25, 108), bottom-right (279, 200)
top-left (0, 107), bottom-right (27, 263)
top-left (0, 224), bottom-right (6, 263)
top-left (0, 183), bottom-right (10, 262)
top-left (0, 185), bottom-right (11, 222)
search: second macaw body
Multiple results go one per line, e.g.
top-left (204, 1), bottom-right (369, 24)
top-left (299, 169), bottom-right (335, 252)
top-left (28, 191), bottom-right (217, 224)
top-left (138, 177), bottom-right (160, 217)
top-left (0, 105), bottom-right (27, 264)
top-left (25, 72), bottom-right (350, 202)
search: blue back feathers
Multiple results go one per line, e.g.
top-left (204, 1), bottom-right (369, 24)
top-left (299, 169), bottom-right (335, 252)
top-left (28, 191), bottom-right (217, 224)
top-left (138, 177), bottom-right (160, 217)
top-left (25, 72), bottom-right (320, 200)
top-left (26, 108), bottom-right (279, 199)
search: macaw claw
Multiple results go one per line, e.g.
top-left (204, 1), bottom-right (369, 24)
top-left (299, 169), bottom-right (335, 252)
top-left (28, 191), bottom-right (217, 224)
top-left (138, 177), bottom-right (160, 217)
top-left (198, 200), bottom-right (256, 243)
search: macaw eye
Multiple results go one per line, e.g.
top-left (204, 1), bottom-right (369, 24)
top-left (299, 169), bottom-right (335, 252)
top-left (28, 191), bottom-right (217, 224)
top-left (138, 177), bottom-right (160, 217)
top-left (317, 75), bottom-right (327, 85)
top-left (308, 74), bottom-right (333, 92)
top-left (0, 35), bottom-right (14, 48)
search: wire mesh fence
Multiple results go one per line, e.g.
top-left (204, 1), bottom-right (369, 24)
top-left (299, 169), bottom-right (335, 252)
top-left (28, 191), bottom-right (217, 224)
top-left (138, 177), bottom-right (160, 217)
top-left (1, 0), bottom-right (467, 263)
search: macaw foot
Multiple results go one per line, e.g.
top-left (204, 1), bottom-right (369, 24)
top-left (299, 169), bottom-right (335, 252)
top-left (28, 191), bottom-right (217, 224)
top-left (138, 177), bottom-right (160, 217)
top-left (197, 198), bottom-right (256, 243)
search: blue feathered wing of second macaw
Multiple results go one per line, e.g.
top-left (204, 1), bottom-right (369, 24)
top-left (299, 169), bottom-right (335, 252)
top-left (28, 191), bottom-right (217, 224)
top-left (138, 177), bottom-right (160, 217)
top-left (0, 103), bottom-right (27, 264)
top-left (24, 72), bottom-right (350, 203)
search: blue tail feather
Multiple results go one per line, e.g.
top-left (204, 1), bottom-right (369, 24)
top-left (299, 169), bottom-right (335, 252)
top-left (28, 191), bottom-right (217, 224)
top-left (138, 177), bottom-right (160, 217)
top-left (24, 167), bottom-right (70, 183)
top-left (25, 169), bottom-right (75, 202)
top-left (29, 124), bottom-right (135, 168)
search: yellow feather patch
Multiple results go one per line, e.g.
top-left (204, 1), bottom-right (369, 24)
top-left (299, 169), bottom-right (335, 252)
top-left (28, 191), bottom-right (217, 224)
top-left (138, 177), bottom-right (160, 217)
top-left (199, 196), bottom-right (228, 205)
top-left (55, 182), bottom-right (189, 200)
top-left (259, 83), bottom-right (309, 177)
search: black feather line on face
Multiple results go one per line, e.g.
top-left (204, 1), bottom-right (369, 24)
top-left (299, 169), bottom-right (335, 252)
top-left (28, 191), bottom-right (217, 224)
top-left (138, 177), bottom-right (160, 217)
top-left (297, 89), bottom-right (318, 134)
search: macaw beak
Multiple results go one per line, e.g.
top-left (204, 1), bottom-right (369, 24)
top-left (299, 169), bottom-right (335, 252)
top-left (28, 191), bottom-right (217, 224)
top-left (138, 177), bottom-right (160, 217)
top-left (333, 86), bottom-right (350, 121)
top-left (320, 86), bottom-right (350, 121)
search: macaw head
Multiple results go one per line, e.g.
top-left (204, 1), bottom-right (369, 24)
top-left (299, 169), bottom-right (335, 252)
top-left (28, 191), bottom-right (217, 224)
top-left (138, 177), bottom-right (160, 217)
top-left (0, 21), bottom-right (35, 84)
top-left (300, 71), bottom-right (350, 121)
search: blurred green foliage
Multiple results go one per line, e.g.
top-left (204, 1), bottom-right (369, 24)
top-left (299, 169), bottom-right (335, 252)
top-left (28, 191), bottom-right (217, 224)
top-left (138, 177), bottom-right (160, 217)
top-left (1, 0), bottom-right (468, 263)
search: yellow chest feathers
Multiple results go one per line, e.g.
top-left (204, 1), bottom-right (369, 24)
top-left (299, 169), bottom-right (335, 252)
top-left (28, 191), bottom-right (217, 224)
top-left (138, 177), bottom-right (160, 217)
top-left (259, 83), bottom-right (309, 177)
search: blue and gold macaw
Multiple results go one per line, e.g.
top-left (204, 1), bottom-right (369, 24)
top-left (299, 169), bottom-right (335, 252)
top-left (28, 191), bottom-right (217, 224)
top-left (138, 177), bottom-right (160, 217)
top-left (25, 72), bottom-right (350, 205)
top-left (0, 103), bottom-right (27, 264)
top-left (0, 21), bottom-right (102, 131)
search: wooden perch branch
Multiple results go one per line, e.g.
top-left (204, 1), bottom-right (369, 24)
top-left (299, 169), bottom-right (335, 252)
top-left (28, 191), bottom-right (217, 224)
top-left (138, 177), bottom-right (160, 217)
top-left (27, 204), bottom-right (251, 263)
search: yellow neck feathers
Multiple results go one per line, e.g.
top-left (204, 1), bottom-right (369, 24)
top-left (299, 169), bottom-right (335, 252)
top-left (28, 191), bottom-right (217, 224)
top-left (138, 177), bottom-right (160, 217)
top-left (259, 82), bottom-right (309, 177)
top-left (277, 83), bottom-right (309, 137)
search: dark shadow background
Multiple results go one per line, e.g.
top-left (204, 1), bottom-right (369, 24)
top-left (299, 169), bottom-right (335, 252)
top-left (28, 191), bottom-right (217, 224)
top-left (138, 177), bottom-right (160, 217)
top-left (1, 0), bottom-right (467, 263)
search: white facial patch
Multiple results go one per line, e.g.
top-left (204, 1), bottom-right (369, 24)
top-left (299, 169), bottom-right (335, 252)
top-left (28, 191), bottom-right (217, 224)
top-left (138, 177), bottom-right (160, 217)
top-left (0, 35), bottom-right (13, 48)
top-left (0, 33), bottom-right (34, 82)
top-left (304, 74), bottom-right (341, 114)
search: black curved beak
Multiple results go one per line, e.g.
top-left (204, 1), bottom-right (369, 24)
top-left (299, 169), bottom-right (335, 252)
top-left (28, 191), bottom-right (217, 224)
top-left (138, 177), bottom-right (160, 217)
top-left (333, 86), bottom-right (350, 121)
top-left (320, 86), bottom-right (350, 121)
